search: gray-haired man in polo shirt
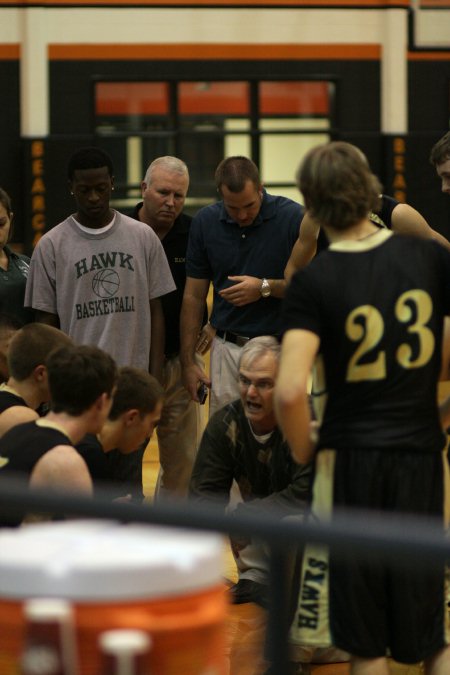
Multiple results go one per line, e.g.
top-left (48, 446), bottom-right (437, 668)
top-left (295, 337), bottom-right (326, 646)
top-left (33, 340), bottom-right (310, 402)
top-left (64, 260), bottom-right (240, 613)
top-left (180, 156), bottom-right (303, 415)
top-left (130, 156), bottom-right (208, 498)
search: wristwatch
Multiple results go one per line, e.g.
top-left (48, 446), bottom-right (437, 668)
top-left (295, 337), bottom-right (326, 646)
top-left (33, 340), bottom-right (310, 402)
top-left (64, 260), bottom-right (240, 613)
top-left (260, 278), bottom-right (271, 298)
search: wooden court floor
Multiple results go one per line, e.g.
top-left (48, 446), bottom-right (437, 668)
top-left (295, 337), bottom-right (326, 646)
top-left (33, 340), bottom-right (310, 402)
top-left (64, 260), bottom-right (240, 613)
top-left (142, 443), bottom-right (424, 675)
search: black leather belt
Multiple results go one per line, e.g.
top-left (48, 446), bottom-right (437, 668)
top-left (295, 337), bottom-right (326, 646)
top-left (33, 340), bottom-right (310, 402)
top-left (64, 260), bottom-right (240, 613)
top-left (216, 329), bottom-right (252, 348)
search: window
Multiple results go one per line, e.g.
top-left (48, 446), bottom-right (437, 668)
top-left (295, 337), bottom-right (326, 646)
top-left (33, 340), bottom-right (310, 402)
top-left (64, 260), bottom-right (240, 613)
top-left (94, 78), bottom-right (335, 214)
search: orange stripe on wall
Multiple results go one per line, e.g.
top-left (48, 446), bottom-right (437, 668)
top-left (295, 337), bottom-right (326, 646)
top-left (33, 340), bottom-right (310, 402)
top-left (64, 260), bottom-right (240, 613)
top-left (2, 0), bottom-right (409, 6)
top-left (408, 51), bottom-right (450, 60)
top-left (49, 43), bottom-right (381, 60)
top-left (0, 45), bottom-right (20, 59)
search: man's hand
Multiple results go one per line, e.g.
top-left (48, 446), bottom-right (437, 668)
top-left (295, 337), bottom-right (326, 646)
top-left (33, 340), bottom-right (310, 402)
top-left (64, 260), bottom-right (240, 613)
top-left (218, 276), bottom-right (262, 306)
top-left (196, 322), bottom-right (216, 355)
top-left (182, 362), bottom-right (211, 402)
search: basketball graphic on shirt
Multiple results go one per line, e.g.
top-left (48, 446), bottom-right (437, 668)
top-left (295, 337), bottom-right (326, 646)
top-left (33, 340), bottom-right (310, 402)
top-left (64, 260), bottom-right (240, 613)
top-left (92, 269), bottom-right (120, 298)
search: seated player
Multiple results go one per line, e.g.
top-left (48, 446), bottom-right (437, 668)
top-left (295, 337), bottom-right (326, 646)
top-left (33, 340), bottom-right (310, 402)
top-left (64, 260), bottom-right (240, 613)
top-left (0, 323), bottom-right (72, 436)
top-left (76, 367), bottom-right (163, 500)
top-left (0, 344), bottom-right (117, 526)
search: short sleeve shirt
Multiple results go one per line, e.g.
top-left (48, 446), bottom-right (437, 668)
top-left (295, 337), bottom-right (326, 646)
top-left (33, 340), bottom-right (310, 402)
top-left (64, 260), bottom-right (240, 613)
top-left (187, 190), bottom-right (302, 335)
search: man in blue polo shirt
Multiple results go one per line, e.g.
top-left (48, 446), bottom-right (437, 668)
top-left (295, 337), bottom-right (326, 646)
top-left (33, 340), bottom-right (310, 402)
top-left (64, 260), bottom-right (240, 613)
top-left (180, 156), bottom-right (303, 415)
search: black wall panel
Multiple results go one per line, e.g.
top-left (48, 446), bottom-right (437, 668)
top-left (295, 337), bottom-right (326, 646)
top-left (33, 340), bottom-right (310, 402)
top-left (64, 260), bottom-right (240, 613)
top-left (0, 60), bottom-right (23, 245)
top-left (408, 60), bottom-right (450, 132)
top-left (49, 58), bottom-right (381, 135)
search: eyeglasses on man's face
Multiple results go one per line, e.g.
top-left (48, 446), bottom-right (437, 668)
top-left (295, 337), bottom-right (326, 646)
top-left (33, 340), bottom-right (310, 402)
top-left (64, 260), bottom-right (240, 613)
top-left (238, 373), bottom-right (274, 392)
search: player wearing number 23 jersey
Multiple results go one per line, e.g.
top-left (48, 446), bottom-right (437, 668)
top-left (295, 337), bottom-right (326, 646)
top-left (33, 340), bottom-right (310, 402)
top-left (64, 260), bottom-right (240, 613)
top-left (277, 141), bottom-right (450, 668)
top-left (284, 228), bottom-right (450, 455)
top-left (282, 229), bottom-right (450, 663)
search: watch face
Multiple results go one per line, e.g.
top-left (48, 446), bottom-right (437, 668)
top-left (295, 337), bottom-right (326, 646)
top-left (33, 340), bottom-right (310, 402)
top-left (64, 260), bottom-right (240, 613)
top-left (261, 279), bottom-right (271, 297)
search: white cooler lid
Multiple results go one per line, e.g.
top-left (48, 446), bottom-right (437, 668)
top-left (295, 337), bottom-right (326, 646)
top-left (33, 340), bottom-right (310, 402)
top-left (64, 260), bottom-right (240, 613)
top-left (0, 520), bottom-right (225, 601)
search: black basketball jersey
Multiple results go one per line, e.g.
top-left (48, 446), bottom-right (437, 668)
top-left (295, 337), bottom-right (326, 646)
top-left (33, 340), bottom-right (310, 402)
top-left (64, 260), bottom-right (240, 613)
top-left (282, 230), bottom-right (450, 453)
top-left (0, 421), bottom-right (72, 526)
top-left (0, 389), bottom-right (27, 413)
top-left (0, 421), bottom-right (71, 477)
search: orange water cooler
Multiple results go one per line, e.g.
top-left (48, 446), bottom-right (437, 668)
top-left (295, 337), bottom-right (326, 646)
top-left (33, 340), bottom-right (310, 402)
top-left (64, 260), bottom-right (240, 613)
top-left (0, 520), bottom-right (228, 675)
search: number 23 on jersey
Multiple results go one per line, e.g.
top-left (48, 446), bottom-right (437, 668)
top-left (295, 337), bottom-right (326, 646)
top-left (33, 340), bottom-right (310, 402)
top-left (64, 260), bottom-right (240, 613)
top-left (346, 289), bottom-right (435, 382)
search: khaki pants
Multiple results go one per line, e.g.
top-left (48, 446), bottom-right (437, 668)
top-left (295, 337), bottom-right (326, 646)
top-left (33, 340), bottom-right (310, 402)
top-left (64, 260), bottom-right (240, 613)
top-left (209, 337), bottom-right (242, 416)
top-left (155, 355), bottom-right (205, 499)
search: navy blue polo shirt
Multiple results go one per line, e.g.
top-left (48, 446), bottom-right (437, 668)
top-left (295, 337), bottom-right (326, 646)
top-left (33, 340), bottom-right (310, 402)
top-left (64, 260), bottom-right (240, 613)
top-left (186, 190), bottom-right (302, 336)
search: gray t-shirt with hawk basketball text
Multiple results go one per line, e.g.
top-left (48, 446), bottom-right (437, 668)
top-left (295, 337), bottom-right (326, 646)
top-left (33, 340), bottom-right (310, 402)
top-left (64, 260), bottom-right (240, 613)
top-left (24, 211), bottom-right (175, 370)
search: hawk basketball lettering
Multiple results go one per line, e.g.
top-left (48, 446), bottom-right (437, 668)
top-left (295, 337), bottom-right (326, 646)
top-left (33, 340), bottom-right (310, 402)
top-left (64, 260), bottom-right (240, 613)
top-left (74, 252), bottom-right (134, 279)
top-left (75, 296), bottom-right (135, 319)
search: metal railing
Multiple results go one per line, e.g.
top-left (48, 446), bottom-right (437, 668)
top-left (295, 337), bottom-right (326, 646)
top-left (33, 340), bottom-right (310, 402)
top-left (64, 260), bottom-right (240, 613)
top-left (0, 479), bottom-right (448, 673)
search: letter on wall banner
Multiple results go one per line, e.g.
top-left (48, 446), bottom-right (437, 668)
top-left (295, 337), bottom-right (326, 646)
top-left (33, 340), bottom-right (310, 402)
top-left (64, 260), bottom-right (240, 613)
top-left (22, 138), bottom-right (82, 256)
top-left (22, 139), bottom-right (47, 255)
top-left (382, 135), bottom-right (407, 204)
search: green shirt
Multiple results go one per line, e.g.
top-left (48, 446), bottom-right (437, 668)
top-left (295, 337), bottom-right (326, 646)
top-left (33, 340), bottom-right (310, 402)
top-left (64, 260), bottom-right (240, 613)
top-left (0, 246), bottom-right (34, 324)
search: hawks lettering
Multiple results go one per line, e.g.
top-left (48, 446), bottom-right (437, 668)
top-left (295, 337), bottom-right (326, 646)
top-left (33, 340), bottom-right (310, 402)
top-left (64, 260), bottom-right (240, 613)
top-left (297, 556), bottom-right (327, 630)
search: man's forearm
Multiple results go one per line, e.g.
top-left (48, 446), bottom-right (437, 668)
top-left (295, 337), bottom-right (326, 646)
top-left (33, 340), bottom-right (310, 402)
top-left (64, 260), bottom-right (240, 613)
top-left (276, 393), bottom-right (316, 465)
top-left (267, 278), bottom-right (287, 298)
top-left (180, 295), bottom-right (206, 366)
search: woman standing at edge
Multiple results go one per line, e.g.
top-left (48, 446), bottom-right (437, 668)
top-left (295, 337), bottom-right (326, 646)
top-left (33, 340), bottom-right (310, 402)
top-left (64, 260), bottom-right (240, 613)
top-left (0, 188), bottom-right (33, 324)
